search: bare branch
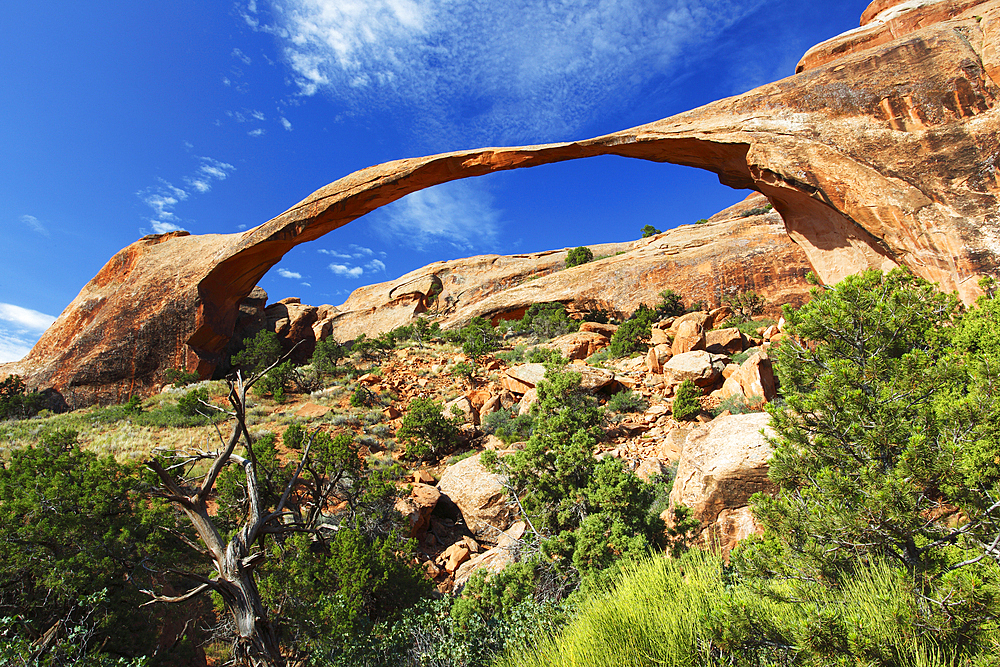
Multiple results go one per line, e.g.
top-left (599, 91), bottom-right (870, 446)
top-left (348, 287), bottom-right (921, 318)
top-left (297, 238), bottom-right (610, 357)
top-left (140, 583), bottom-right (212, 607)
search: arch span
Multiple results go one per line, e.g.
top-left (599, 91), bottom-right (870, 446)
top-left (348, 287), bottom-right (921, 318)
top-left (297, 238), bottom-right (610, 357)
top-left (8, 0), bottom-right (1000, 407)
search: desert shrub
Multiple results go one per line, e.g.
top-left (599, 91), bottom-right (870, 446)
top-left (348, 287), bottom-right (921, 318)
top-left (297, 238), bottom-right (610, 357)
top-left (723, 290), bottom-right (766, 323)
top-left (163, 367), bottom-right (201, 387)
top-left (526, 347), bottom-right (566, 365)
top-left (482, 406), bottom-right (534, 444)
top-left (350, 384), bottom-right (378, 408)
top-left (283, 422), bottom-right (306, 449)
top-left (515, 302), bottom-right (580, 340)
top-left (640, 225), bottom-right (662, 238)
top-left (396, 397), bottom-right (462, 461)
top-left (254, 360), bottom-right (297, 401)
top-left (485, 368), bottom-right (664, 597)
top-left (711, 393), bottom-right (763, 417)
top-left (694, 218), bottom-right (709, 225)
top-left (740, 202), bottom-right (773, 217)
top-left (177, 386), bottom-right (210, 416)
top-left (672, 380), bottom-right (702, 421)
top-left (312, 337), bottom-right (347, 376)
top-left (565, 246), bottom-right (593, 268)
top-left (496, 345), bottom-right (527, 365)
top-left (654, 289), bottom-right (685, 318)
top-left (608, 305), bottom-right (656, 358)
top-left (351, 332), bottom-right (395, 362)
top-left (0, 374), bottom-right (44, 420)
top-left (450, 361), bottom-right (476, 383)
top-left (0, 429), bottom-right (200, 662)
top-left (604, 390), bottom-right (647, 415)
top-left (231, 329), bottom-right (283, 375)
top-left (458, 317), bottom-right (502, 360)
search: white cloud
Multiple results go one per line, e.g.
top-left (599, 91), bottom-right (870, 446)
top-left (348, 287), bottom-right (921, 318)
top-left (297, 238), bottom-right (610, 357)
top-left (365, 259), bottom-right (386, 272)
top-left (329, 263), bottom-right (365, 278)
top-left (248, 128), bottom-right (266, 136)
top-left (278, 268), bottom-right (303, 279)
top-left (373, 179), bottom-right (501, 251)
top-left (280, 116), bottom-right (293, 130)
top-left (0, 303), bottom-right (56, 332)
top-left (151, 221), bottom-right (184, 233)
top-left (0, 303), bottom-right (57, 361)
top-left (20, 214), bottom-right (49, 237)
top-left (232, 47), bottom-right (253, 64)
top-left (266, 0), bottom-right (767, 144)
top-left (138, 155), bottom-right (235, 232)
top-left (318, 248), bottom-right (353, 259)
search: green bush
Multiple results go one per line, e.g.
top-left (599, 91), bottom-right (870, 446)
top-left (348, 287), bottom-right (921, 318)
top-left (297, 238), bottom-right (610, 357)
top-left (739, 202), bottom-right (773, 217)
top-left (283, 422), bottom-right (306, 449)
top-left (513, 302), bottom-right (580, 340)
top-left (526, 346), bottom-right (566, 365)
top-left (482, 406), bottom-right (534, 444)
top-left (396, 397), bottom-right (462, 461)
top-left (231, 329), bottom-right (283, 375)
top-left (711, 392), bottom-right (763, 417)
top-left (640, 225), bottom-right (661, 238)
top-left (565, 246), bottom-right (594, 268)
top-left (672, 380), bottom-right (701, 421)
top-left (312, 336), bottom-right (347, 376)
top-left (607, 305), bottom-right (656, 358)
top-left (163, 367), bottom-right (201, 387)
top-left (604, 390), bottom-right (647, 415)
top-left (723, 290), bottom-right (766, 323)
top-left (457, 317), bottom-right (502, 360)
top-left (654, 289), bottom-right (685, 318)
top-left (177, 386), bottom-right (210, 416)
top-left (694, 218), bottom-right (709, 225)
top-left (0, 374), bottom-right (44, 420)
top-left (350, 384), bottom-right (378, 408)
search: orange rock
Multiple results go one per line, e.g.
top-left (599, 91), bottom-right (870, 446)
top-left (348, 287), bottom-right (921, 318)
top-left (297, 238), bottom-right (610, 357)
top-left (672, 319), bottom-right (707, 356)
top-left (10, 1), bottom-right (1000, 407)
top-left (580, 322), bottom-right (618, 337)
top-left (295, 402), bottom-right (330, 419)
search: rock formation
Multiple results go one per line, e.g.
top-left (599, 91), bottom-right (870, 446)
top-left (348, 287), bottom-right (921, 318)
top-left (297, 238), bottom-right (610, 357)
top-left (320, 195), bottom-right (812, 341)
top-left (6, 0), bottom-right (1000, 407)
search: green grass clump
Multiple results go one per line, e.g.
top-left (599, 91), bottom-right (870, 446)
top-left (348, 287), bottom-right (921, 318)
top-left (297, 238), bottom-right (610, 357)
top-left (499, 551), bottom-right (1000, 667)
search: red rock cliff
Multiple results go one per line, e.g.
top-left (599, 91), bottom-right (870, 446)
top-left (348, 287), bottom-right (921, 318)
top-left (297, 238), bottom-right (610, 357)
top-left (5, 0), bottom-right (1000, 406)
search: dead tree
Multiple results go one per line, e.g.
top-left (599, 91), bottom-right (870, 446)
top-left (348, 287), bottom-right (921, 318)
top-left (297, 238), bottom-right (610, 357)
top-left (143, 366), bottom-right (310, 667)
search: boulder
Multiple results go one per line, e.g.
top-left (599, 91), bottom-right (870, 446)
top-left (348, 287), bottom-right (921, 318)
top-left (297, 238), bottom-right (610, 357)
top-left (669, 312), bottom-right (711, 335)
top-left (645, 344), bottom-right (672, 374)
top-left (580, 322), bottom-right (618, 337)
top-left (666, 413), bottom-right (776, 552)
top-left (265, 298), bottom-right (319, 362)
top-left (663, 351), bottom-right (725, 388)
top-left (517, 387), bottom-right (539, 416)
top-left (541, 331), bottom-right (610, 360)
top-left (705, 328), bottom-right (746, 355)
top-left (395, 483), bottom-right (441, 538)
top-left (437, 453), bottom-right (514, 542)
top-left (453, 521), bottom-right (527, 588)
top-left (671, 318), bottom-right (707, 355)
top-left (720, 351), bottom-right (776, 402)
top-left (650, 327), bottom-right (672, 346)
top-left (444, 396), bottom-right (477, 425)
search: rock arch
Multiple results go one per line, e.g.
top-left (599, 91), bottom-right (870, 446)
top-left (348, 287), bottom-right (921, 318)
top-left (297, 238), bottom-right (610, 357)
top-left (6, 0), bottom-right (1000, 406)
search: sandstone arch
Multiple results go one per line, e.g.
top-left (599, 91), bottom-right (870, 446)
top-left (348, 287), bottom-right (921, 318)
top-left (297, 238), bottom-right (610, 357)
top-left (6, 0), bottom-right (1000, 407)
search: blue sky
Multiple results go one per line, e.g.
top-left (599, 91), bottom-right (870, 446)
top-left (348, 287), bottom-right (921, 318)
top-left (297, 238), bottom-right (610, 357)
top-left (0, 0), bottom-right (870, 362)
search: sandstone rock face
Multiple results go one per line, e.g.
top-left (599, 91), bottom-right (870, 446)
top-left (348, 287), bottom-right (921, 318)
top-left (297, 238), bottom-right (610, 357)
top-left (540, 330), bottom-right (610, 361)
top-left (7, 0), bottom-right (1000, 406)
top-left (663, 351), bottom-right (726, 388)
top-left (667, 413), bottom-right (776, 552)
top-left (437, 453), bottom-right (513, 542)
top-left (721, 351), bottom-right (777, 402)
top-left (395, 483), bottom-right (441, 538)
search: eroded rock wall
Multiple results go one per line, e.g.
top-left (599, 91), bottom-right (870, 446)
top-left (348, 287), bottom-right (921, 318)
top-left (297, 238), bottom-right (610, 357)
top-left (6, 0), bottom-right (1000, 406)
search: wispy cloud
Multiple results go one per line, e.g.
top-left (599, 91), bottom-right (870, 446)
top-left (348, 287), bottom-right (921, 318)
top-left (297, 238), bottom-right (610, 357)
top-left (329, 263), bottom-right (364, 278)
top-left (373, 179), bottom-right (501, 251)
top-left (232, 47), bottom-right (253, 64)
top-left (0, 303), bottom-right (57, 363)
top-left (137, 154), bottom-right (235, 233)
top-left (248, 128), bottom-right (266, 137)
top-left (280, 116), bottom-right (293, 130)
top-left (20, 214), bottom-right (50, 237)
top-left (278, 268), bottom-right (303, 279)
top-left (259, 0), bottom-right (767, 144)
